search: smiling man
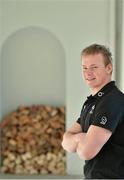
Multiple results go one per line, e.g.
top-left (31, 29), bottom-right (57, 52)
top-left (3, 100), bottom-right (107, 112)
top-left (62, 44), bottom-right (124, 178)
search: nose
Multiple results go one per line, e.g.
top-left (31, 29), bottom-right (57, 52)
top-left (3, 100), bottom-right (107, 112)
top-left (83, 69), bottom-right (93, 75)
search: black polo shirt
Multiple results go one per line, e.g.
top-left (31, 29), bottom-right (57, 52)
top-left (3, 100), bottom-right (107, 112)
top-left (77, 81), bottom-right (124, 178)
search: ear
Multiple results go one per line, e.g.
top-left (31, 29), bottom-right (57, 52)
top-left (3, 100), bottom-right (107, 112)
top-left (106, 63), bottom-right (113, 74)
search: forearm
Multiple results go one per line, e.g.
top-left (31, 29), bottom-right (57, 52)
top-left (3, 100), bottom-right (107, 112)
top-left (62, 132), bottom-right (78, 152)
top-left (62, 131), bottom-right (86, 153)
top-left (76, 135), bottom-right (89, 160)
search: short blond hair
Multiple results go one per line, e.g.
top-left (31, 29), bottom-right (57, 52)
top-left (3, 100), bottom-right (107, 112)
top-left (81, 44), bottom-right (112, 66)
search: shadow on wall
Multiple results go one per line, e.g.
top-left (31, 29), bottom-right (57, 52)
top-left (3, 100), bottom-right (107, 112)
top-left (1, 26), bottom-right (66, 117)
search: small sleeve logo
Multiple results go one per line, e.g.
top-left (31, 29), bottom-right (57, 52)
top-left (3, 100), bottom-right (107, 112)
top-left (100, 116), bottom-right (107, 125)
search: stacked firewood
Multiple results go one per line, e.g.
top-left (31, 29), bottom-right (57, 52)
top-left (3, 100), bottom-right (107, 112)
top-left (0, 105), bottom-right (66, 174)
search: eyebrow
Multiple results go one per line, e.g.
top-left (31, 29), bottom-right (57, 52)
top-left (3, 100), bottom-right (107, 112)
top-left (82, 64), bottom-right (97, 67)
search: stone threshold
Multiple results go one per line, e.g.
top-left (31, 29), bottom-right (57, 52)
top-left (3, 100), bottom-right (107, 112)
top-left (0, 174), bottom-right (83, 179)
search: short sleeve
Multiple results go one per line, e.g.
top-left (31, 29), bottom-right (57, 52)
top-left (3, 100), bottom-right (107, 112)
top-left (76, 104), bottom-right (85, 125)
top-left (92, 98), bottom-right (124, 133)
top-left (77, 117), bottom-right (81, 124)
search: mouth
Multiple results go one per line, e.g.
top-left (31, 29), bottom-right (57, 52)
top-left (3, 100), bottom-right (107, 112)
top-left (86, 78), bottom-right (96, 81)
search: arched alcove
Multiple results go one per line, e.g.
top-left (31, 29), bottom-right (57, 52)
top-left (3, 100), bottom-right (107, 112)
top-left (1, 27), bottom-right (66, 117)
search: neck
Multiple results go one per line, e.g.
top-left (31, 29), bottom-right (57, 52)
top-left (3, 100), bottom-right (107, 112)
top-left (91, 78), bottom-right (112, 96)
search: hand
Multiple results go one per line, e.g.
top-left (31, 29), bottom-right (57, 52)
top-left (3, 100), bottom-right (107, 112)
top-left (76, 142), bottom-right (84, 159)
top-left (74, 133), bottom-right (84, 143)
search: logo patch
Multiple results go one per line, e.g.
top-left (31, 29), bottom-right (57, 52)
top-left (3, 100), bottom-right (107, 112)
top-left (100, 116), bottom-right (107, 125)
top-left (83, 105), bottom-right (86, 110)
top-left (89, 105), bottom-right (95, 114)
top-left (98, 92), bottom-right (104, 97)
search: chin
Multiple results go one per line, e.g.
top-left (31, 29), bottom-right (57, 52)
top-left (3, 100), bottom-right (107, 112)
top-left (86, 81), bottom-right (97, 88)
top-left (86, 80), bottom-right (95, 84)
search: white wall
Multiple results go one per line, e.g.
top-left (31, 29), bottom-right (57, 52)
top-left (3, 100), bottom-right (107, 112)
top-left (115, 0), bottom-right (124, 92)
top-left (1, 27), bottom-right (66, 116)
top-left (122, 1), bottom-right (124, 89)
top-left (0, 0), bottom-right (116, 176)
top-left (0, 1), bottom-right (2, 119)
top-left (120, 0), bottom-right (124, 91)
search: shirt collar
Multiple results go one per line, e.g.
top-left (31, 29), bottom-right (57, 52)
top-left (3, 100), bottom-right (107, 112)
top-left (87, 81), bottom-right (116, 101)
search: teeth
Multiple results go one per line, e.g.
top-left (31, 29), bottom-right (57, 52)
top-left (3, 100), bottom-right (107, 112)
top-left (86, 78), bottom-right (95, 81)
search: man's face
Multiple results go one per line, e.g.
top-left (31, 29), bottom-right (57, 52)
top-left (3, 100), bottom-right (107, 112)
top-left (81, 53), bottom-right (112, 90)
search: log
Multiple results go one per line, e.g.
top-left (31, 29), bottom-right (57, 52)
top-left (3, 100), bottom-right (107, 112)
top-left (0, 105), bottom-right (66, 175)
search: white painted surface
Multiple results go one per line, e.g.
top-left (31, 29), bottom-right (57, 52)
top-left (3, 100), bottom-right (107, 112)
top-left (0, 0), bottom-right (116, 176)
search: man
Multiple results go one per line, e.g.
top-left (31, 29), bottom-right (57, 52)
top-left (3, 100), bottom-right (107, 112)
top-left (62, 44), bottom-right (124, 178)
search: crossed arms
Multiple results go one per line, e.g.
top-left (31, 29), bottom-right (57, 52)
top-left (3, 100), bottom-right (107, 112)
top-left (61, 122), bottom-right (112, 160)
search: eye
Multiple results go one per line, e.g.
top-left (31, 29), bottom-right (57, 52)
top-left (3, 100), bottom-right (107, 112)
top-left (82, 66), bottom-right (99, 72)
top-left (92, 66), bottom-right (98, 70)
top-left (83, 67), bottom-right (87, 70)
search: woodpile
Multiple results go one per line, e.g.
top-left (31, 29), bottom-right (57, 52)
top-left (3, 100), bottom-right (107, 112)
top-left (0, 105), bottom-right (66, 175)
